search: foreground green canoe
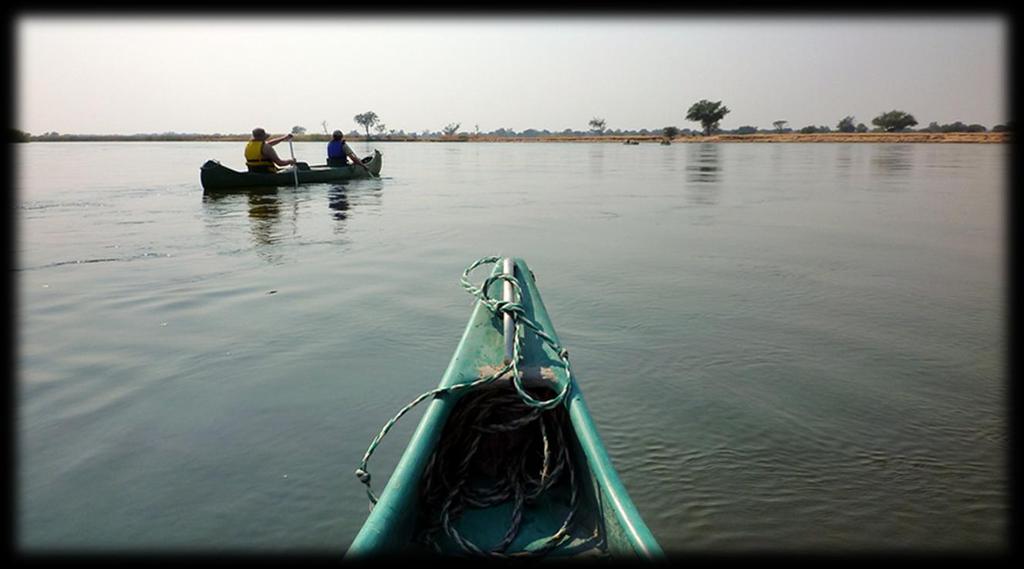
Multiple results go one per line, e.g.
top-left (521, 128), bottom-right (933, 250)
top-left (199, 149), bottom-right (382, 192)
top-left (346, 257), bottom-right (663, 559)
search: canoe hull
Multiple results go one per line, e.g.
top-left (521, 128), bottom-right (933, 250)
top-left (200, 149), bottom-right (382, 192)
top-left (346, 258), bottom-right (663, 559)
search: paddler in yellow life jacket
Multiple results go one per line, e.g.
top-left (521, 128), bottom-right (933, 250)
top-left (244, 127), bottom-right (298, 173)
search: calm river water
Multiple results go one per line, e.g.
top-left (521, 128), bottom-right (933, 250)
top-left (15, 140), bottom-right (1006, 554)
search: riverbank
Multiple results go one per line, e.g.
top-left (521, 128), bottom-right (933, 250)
top-left (464, 132), bottom-right (1010, 144)
top-left (679, 132), bottom-right (1009, 144)
top-left (22, 132), bottom-right (1009, 144)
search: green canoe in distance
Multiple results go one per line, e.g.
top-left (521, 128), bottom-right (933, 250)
top-left (346, 257), bottom-right (664, 560)
top-left (199, 149), bottom-right (382, 192)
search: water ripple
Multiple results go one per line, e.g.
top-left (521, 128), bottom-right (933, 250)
top-left (17, 252), bottom-right (174, 271)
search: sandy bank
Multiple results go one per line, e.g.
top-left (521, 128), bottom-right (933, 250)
top-left (453, 132), bottom-right (1009, 144)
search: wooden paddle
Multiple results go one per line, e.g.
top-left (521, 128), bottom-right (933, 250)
top-left (287, 137), bottom-right (299, 188)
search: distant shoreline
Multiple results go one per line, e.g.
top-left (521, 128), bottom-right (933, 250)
top-left (21, 132), bottom-right (1008, 144)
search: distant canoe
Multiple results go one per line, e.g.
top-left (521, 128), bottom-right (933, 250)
top-left (200, 149), bottom-right (382, 192)
top-left (624, 140), bottom-right (640, 145)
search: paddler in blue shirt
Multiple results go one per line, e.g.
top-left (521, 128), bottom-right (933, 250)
top-left (326, 130), bottom-right (372, 175)
top-left (244, 128), bottom-right (297, 173)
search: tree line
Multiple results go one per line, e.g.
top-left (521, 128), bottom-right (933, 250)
top-left (11, 103), bottom-right (1012, 143)
top-left (591, 102), bottom-right (1009, 138)
top-left (642, 101), bottom-right (1010, 139)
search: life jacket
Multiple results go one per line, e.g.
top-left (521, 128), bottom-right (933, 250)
top-left (327, 139), bottom-right (348, 164)
top-left (245, 140), bottom-right (276, 172)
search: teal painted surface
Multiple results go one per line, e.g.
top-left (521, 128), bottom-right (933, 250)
top-left (200, 149), bottom-right (382, 191)
top-left (346, 258), bottom-right (663, 558)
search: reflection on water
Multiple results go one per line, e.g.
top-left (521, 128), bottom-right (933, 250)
top-left (685, 143), bottom-right (721, 205)
top-left (871, 144), bottom-right (914, 175)
top-left (687, 143), bottom-right (720, 183)
top-left (200, 181), bottom-right (383, 262)
top-left (660, 142), bottom-right (680, 172)
top-left (330, 182), bottom-right (384, 230)
top-left (921, 144), bottom-right (973, 173)
top-left (328, 185), bottom-right (349, 222)
top-left (769, 143), bottom-right (788, 175)
top-left (246, 192), bottom-right (283, 246)
top-left (864, 144), bottom-right (916, 193)
top-left (835, 144), bottom-right (854, 177)
top-left (444, 146), bottom-right (462, 172)
top-left (244, 191), bottom-right (295, 264)
top-left (588, 145), bottom-right (605, 176)
top-left (200, 189), bottom-right (296, 264)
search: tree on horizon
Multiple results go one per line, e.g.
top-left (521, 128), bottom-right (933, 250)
top-left (354, 112), bottom-right (380, 139)
top-left (686, 100), bottom-right (730, 136)
top-left (872, 110), bottom-right (918, 132)
top-left (836, 116), bottom-right (857, 133)
top-left (588, 117), bottom-right (607, 135)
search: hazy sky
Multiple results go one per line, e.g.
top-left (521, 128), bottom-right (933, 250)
top-left (16, 15), bottom-right (1008, 135)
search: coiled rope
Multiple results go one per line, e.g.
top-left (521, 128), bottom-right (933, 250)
top-left (417, 384), bottom-right (580, 556)
top-left (355, 256), bottom-right (586, 557)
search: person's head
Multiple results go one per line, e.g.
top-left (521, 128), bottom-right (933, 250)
top-left (251, 127), bottom-right (268, 141)
top-left (332, 130), bottom-right (344, 141)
